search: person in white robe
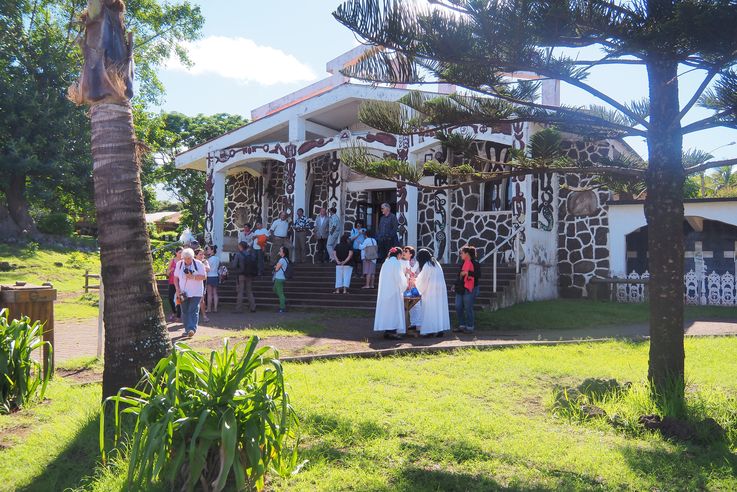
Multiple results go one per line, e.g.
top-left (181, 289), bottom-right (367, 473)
top-left (414, 249), bottom-right (451, 337)
top-left (373, 248), bottom-right (408, 339)
top-left (400, 246), bottom-right (421, 327)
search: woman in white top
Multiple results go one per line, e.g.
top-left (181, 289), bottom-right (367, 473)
top-left (273, 246), bottom-right (289, 313)
top-left (205, 245), bottom-right (220, 314)
top-left (414, 248), bottom-right (451, 337)
top-left (373, 247), bottom-right (408, 339)
top-left (359, 230), bottom-right (379, 289)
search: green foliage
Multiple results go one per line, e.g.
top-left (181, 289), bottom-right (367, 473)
top-left (0, 0), bottom-right (204, 233)
top-left (36, 212), bottom-right (74, 236)
top-left (137, 112), bottom-right (248, 235)
top-left (0, 309), bottom-right (52, 413)
top-left (102, 338), bottom-right (301, 492)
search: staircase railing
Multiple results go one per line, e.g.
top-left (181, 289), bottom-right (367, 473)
top-left (478, 225), bottom-right (524, 293)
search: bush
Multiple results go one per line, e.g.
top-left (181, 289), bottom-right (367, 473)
top-left (0, 309), bottom-right (52, 413)
top-left (37, 212), bottom-right (75, 236)
top-left (102, 338), bottom-right (301, 491)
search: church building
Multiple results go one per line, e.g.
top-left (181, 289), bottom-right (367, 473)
top-left (175, 47), bottom-right (737, 308)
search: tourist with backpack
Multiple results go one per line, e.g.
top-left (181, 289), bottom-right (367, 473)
top-left (272, 246), bottom-right (290, 313)
top-left (360, 229), bottom-right (379, 289)
top-left (233, 241), bottom-right (258, 313)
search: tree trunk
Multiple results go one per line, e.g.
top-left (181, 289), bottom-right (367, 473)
top-left (4, 173), bottom-right (37, 234)
top-left (91, 103), bottom-right (171, 397)
top-left (645, 60), bottom-right (685, 395)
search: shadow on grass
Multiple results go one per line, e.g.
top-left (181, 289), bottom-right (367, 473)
top-left (619, 442), bottom-right (737, 490)
top-left (18, 416), bottom-right (101, 492)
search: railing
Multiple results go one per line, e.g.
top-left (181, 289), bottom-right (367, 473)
top-left (83, 270), bottom-right (101, 293)
top-left (478, 225), bottom-right (524, 294)
top-left (591, 269), bottom-right (736, 306)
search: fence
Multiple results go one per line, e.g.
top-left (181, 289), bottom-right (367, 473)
top-left (597, 270), bottom-right (736, 305)
top-left (83, 270), bottom-right (100, 293)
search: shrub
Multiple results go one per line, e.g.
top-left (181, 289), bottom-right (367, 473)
top-left (37, 212), bottom-right (74, 236)
top-left (66, 251), bottom-right (89, 269)
top-left (0, 309), bottom-right (53, 413)
top-left (102, 338), bottom-right (301, 492)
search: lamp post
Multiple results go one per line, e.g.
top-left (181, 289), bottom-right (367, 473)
top-left (701, 141), bottom-right (736, 197)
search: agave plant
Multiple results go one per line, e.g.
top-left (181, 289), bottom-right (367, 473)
top-left (102, 337), bottom-right (301, 492)
top-left (0, 308), bottom-right (53, 414)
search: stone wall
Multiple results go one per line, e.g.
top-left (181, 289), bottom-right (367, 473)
top-left (225, 171), bottom-right (262, 237)
top-left (557, 174), bottom-right (611, 297)
top-left (344, 190), bottom-right (369, 235)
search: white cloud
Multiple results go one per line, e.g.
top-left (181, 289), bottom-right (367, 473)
top-left (167, 36), bottom-right (318, 86)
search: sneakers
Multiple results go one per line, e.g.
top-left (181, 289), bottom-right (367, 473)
top-left (462, 327), bottom-right (475, 334)
top-left (186, 330), bottom-right (195, 338)
top-left (278, 309), bottom-right (286, 313)
top-left (452, 325), bottom-right (465, 333)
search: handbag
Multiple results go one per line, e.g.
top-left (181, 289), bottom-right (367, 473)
top-left (364, 242), bottom-right (378, 260)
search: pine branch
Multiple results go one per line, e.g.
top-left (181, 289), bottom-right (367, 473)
top-left (681, 110), bottom-right (737, 134)
top-left (684, 157), bottom-right (737, 176)
top-left (678, 69), bottom-right (718, 121)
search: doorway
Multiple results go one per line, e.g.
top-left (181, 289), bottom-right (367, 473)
top-left (358, 189), bottom-right (396, 233)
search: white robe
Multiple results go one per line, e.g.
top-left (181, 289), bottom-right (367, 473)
top-left (414, 263), bottom-right (451, 335)
top-left (401, 259), bottom-right (421, 326)
top-left (373, 257), bottom-right (408, 333)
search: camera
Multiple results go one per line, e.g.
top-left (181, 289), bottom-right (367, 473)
top-left (183, 267), bottom-right (194, 274)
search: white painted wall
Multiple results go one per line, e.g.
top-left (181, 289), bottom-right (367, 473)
top-left (608, 200), bottom-right (737, 277)
top-left (521, 174), bottom-right (559, 301)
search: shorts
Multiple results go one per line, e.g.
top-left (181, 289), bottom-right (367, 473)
top-left (363, 260), bottom-right (376, 275)
top-left (206, 276), bottom-right (219, 286)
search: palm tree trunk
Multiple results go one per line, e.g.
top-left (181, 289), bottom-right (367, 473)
top-left (91, 103), bottom-right (170, 397)
top-left (645, 59), bottom-right (685, 397)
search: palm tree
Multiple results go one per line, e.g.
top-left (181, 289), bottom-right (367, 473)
top-left (69, 0), bottom-right (170, 397)
top-left (706, 165), bottom-right (737, 194)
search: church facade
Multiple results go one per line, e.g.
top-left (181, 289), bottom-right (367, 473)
top-left (175, 48), bottom-right (737, 306)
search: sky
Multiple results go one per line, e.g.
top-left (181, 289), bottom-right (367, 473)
top-left (154, 0), bottom-right (737, 162)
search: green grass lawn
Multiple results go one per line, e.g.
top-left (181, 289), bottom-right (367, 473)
top-left (475, 299), bottom-right (737, 331)
top-left (2, 337), bottom-right (736, 491)
top-left (0, 243), bottom-right (100, 322)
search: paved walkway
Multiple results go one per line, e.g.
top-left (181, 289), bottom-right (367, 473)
top-left (53, 310), bottom-right (737, 363)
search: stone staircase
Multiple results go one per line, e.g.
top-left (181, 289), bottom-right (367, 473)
top-left (157, 262), bottom-right (518, 311)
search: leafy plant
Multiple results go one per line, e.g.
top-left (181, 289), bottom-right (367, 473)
top-left (0, 309), bottom-right (52, 413)
top-left (102, 338), bottom-right (302, 492)
top-left (37, 212), bottom-right (75, 236)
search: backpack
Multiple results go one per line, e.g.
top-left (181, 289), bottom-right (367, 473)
top-left (282, 258), bottom-right (294, 280)
top-left (217, 264), bottom-right (228, 282)
top-left (243, 251), bottom-right (258, 277)
top-left (257, 234), bottom-right (268, 249)
top-left (363, 240), bottom-right (378, 260)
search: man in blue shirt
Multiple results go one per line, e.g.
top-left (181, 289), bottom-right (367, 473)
top-left (377, 203), bottom-right (399, 260)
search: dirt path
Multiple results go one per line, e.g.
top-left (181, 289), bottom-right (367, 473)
top-left (54, 311), bottom-right (737, 364)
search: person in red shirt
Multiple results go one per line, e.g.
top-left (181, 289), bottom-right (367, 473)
top-left (167, 247), bottom-right (183, 322)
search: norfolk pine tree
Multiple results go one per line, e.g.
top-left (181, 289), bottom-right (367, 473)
top-left (333, 0), bottom-right (737, 396)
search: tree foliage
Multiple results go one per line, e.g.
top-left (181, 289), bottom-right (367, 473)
top-left (0, 0), bottom-right (203, 235)
top-left (138, 111), bottom-right (249, 234)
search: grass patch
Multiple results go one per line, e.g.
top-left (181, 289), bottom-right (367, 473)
top-left (476, 299), bottom-right (737, 331)
top-left (5, 337), bottom-right (737, 491)
top-left (0, 379), bottom-right (101, 492)
top-left (56, 356), bottom-right (103, 373)
top-left (0, 243), bottom-right (101, 322)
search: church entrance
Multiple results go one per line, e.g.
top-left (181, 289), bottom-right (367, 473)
top-left (357, 189), bottom-right (396, 233)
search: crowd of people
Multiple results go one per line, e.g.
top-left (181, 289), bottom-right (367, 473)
top-left (166, 204), bottom-right (482, 339)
